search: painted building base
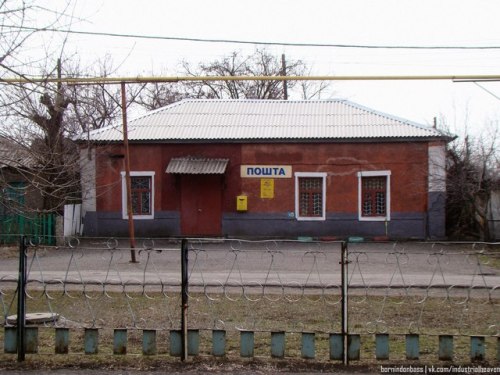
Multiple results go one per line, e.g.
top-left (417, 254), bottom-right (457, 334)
top-left (82, 211), bottom-right (438, 240)
top-left (427, 191), bottom-right (447, 240)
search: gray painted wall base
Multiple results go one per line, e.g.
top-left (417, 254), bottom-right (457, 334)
top-left (83, 210), bottom-right (432, 239)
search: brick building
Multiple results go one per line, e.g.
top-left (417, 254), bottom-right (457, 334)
top-left (78, 99), bottom-right (452, 239)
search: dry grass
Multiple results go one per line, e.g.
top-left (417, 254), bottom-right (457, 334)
top-left (1, 289), bottom-right (498, 370)
top-left (0, 245), bottom-right (19, 259)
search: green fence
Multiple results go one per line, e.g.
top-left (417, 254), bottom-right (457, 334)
top-left (0, 213), bottom-right (55, 245)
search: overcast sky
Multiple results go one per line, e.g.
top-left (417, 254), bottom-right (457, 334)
top-left (33, 0), bottom-right (500, 135)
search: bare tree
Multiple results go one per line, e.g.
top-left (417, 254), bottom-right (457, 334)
top-left (0, 58), bottom-right (76, 212)
top-left (135, 50), bottom-right (332, 110)
top-left (446, 120), bottom-right (500, 240)
top-left (63, 55), bottom-right (138, 136)
top-left (1, 0), bottom-right (38, 76)
top-left (134, 78), bottom-right (188, 111)
top-left (0, 0), bottom-right (75, 79)
top-left (297, 66), bottom-right (331, 100)
top-left (182, 49), bottom-right (320, 100)
top-left (0, 55), bottom-right (137, 214)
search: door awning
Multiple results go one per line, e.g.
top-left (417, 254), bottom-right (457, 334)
top-left (165, 157), bottom-right (229, 174)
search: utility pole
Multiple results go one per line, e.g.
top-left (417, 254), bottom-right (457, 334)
top-left (120, 82), bottom-right (138, 263)
top-left (281, 54), bottom-right (288, 100)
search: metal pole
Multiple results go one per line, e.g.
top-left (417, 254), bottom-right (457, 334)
top-left (181, 238), bottom-right (189, 361)
top-left (120, 82), bottom-right (137, 263)
top-left (2, 74), bottom-right (500, 85)
top-left (281, 54), bottom-right (288, 100)
top-left (341, 241), bottom-right (349, 365)
top-left (17, 236), bottom-right (27, 362)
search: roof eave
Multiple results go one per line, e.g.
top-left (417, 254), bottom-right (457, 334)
top-left (81, 135), bottom-right (452, 145)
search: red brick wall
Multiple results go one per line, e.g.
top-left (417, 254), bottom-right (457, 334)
top-left (94, 143), bottom-right (242, 212)
top-left (240, 142), bottom-right (428, 214)
top-left (94, 141), bottom-right (429, 215)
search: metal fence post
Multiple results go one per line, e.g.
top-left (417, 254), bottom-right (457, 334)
top-left (17, 235), bottom-right (27, 362)
top-left (181, 238), bottom-right (189, 361)
top-left (341, 240), bottom-right (349, 365)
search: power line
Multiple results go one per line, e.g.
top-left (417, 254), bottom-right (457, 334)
top-left (7, 25), bottom-right (500, 50)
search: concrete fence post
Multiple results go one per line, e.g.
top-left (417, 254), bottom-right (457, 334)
top-left (301, 332), bottom-right (315, 359)
top-left (142, 330), bottom-right (157, 355)
top-left (212, 330), bottom-right (226, 357)
top-left (55, 328), bottom-right (69, 354)
top-left (240, 331), bottom-right (254, 358)
top-left (113, 329), bottom-right (127, 355)
top-left (406, 334), bottom-right (420, 360)
top-left (470, 336), bottom-right (485, 362)
top-left (271, 331), bottom-right (285, 358)
top-left (84, 328), bottom-right (99, 354)
top-left (329, 333), bottom-right (343, 360)
top-left (348, 334), bottom-right (360, 361)
top-left (438, 335), bottom-right (453, 361)
top-left (375, 333), bottom-right (389, 360)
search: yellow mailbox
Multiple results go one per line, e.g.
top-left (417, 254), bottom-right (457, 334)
top-left (236, 195), bottom-right (248, 212)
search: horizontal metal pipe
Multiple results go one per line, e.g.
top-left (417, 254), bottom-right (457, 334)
top-left (0, 74), bottom-right (499, 85)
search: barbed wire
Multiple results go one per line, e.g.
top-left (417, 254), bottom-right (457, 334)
top-left (347, 242), bottom-right (499, 336)
top-left (0, 238), bottom-right (498, 335)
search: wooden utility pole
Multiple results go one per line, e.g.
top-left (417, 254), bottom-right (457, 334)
top-left (281, 54), bottom-right (288, 100)
top-left (120, 82), bottom-right (137, 263)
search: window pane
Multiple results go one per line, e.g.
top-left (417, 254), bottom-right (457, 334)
top-left (141, 193), bottom-right (150, 214)
top-left (131, 177), bottom-right (150, 190)
top-left (131, 191), bottom-right (140, 214)
top-left (362, 176), bottom-right (386, 217)
top-left (300, 178), bottom-right (322, 190)
top-left (298, 177), bottom-right (323, 217)
top-left (376, 192), bottom-right (386, 215)
top-left (300, 192), bottom-right (310, 216)
top-left (130, 176), bottom-right (151, 215)
top-left (363, 192), bottom-right (372, 216)
top-left (312, 192), bottom-right (322, 216)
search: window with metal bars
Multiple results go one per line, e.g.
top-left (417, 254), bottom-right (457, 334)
top-left (131, 176), bottom-right (152, 215)
top-left (361, 176), bottom-right (387, 217)
top-left (121, 171), bottom-right (155, 219)
top-left (298, 177), bottom-right (324, 218)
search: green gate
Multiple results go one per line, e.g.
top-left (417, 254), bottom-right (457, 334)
top-left (0, 212), bottom-right (56, 245)
top-left (0, 182), bottom-right (56, 245)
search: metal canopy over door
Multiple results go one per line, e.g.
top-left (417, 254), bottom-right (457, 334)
top-left (166, 157), bottom-right (229, 236)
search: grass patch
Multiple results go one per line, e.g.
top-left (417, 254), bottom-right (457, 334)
top-left (0, 245), bottom-right (19, 259)
top-left (1, 288), bottom-right (498, 368)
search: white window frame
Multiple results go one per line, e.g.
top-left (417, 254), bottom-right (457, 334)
top-left (121, 171), bottom-right (155, 220)
top-left (294, 172), bottom-right (327, 221)
top-left (357, 170), bottom-right (391, 222)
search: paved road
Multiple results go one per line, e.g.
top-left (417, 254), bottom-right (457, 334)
top-left (0, 240), bottom-right (499, 289)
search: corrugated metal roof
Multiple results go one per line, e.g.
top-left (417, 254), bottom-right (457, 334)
top-left (82, 99), bottom-right (451, 142)
top-left (0, 137), bottom-right (35, 169)
top-left (166, 157), bottom-right (229, 174)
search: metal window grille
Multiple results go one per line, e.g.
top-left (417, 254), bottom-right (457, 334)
top-left (299, 177), bottom-right (323, 217)
top-left (362, 177), bottom-right (386, 217)
top-left (131, 176), bottom-right (151, 215)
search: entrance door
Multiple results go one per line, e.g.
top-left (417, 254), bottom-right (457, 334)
top-left (180, 174), bottom-right (223, 236)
